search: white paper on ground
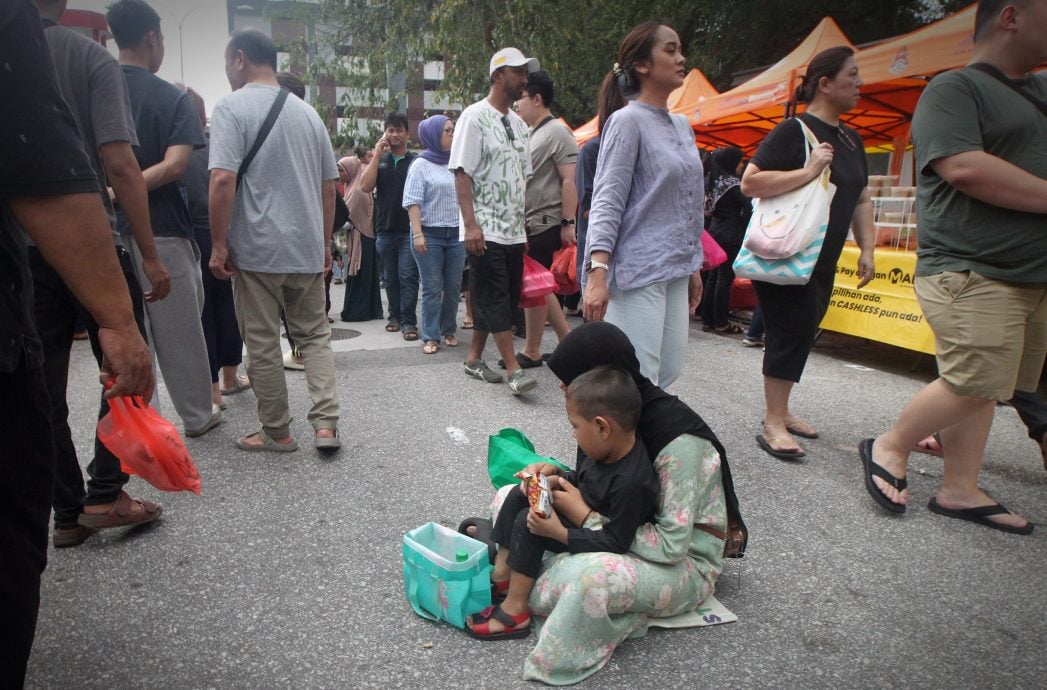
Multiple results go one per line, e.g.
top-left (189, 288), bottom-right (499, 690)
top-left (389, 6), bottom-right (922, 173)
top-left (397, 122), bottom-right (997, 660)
top-left (647, 595), bottom-right (737, 628)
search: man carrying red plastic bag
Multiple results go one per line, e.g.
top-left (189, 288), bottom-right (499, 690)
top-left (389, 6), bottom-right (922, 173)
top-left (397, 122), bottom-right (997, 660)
top-left (97, 389), bottom-right (202, 496)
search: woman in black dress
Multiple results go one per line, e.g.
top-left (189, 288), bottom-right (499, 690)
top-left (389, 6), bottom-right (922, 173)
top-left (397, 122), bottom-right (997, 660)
top-left (740, 46), bottom-right (876, 460)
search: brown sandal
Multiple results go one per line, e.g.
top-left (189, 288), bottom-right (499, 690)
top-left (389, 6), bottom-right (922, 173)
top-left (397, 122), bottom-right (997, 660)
top-left (422, 341), bottom-right (439, 354)
top-left (77, 491), bottom-right (162, 530)
top-left (443, 335), bottom-right (459, 347)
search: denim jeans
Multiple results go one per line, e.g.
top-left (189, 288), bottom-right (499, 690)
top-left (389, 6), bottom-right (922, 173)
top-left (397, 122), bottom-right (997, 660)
top-left (699, 241), bottom-right (741, 328)
top-left (411, 226), bottom-right (466, 342)
top-left (747, 306), bottom-right (765, 339)
top-left (376, 229), bottom-right (419, 331)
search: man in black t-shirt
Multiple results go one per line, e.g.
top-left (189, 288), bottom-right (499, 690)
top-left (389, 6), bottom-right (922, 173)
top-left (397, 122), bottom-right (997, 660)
top-left (0, 2), bottom-right (153, 682)
top-left (360, 112), bottom-right (420, 339)
top-left (108, 0), bottom-right (217, 437)
top-left (34, 0), bottom-right (170, 550)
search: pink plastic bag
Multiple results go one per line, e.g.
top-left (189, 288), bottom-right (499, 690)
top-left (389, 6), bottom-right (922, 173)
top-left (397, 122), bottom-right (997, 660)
top-left (701, 230), bottom-right (728, 270)
top-left (97, 396), bottom-right (202, 494)
top-left (521, 254), bottom-right (557, 308)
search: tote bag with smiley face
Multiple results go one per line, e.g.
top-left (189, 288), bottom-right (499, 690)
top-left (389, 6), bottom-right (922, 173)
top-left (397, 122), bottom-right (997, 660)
top-left (741, 119), bottom-right (836, 261)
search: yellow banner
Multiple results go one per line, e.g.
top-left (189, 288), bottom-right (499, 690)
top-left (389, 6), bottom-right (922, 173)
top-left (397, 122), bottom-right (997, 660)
top-left (819, 243), bottom-right (935, 355)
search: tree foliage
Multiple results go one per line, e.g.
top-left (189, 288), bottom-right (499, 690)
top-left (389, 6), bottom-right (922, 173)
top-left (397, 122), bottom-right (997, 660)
top-left (314, 0), bottom-right (971, 128)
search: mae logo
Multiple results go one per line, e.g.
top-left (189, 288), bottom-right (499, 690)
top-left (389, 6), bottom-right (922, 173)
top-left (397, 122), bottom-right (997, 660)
top-left (884, 268), bottom-right (913, 285)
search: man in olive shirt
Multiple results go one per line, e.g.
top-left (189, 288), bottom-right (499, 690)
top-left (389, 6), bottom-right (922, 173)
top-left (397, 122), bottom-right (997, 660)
top-left (861, 0), bottom-right (1047, 533)
top-left (510, 69), bottom-right (577, 368)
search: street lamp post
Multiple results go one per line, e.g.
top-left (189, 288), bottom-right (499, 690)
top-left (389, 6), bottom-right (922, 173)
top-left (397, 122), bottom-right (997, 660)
top-left (170, 4), bottom-right (202, 85)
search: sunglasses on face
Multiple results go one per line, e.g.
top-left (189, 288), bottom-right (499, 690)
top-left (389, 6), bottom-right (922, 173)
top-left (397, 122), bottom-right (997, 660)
top-left (500, 115), bottom-right (515, 142)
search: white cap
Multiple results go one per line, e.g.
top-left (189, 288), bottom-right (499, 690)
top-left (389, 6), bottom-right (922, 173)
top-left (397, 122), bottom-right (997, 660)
top-left (489, 48), bottom-right (540, 77)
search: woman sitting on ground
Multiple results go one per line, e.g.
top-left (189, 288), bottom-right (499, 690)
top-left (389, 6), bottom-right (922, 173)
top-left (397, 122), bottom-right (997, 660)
top-left (484, 321), bottom-right (746, 685)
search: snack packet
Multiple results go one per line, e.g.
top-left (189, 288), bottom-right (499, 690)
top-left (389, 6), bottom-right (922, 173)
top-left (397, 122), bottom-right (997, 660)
top-left (514, 471), bottom-right (553, 519)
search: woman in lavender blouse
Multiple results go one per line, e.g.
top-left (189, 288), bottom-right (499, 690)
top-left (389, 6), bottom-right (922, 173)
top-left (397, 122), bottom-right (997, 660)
top-left (582, 21), bottom-right (704, 389)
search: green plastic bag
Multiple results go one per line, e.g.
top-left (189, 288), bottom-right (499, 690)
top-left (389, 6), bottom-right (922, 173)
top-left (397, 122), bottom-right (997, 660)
top-left (487, 428), bottom-right (570, 489)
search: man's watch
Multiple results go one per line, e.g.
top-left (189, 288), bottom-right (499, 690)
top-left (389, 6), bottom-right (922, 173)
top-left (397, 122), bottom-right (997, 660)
top-left (585, 258), bottom-right (609, 274)
top-left (561, 218), bottom-right (576, 227)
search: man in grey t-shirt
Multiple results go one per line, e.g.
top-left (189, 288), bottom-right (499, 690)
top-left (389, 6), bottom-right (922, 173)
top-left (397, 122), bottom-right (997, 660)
top-left (209, 29), bottom-right (341, 452)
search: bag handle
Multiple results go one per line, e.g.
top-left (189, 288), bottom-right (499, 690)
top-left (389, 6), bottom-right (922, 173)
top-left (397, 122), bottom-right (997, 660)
top-left (795, 117), bottom-right (832, 190)
top-left (237, 88), bottom-right (289, 190)
top-left (406, 576), bottom-right (438, 622)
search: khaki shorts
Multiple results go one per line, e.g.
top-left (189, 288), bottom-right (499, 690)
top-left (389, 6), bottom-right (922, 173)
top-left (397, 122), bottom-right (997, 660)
top-left (916, 271), bottom-right (1047, 400)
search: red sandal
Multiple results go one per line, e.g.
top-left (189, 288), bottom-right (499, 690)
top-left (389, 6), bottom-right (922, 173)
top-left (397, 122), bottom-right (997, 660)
top-left (492, 579), bottom-right (509, 602)
top-left (465, 605), bottom-right (530, 640)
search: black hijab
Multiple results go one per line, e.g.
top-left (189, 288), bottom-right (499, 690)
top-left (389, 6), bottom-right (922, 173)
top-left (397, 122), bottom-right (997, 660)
top-left (547, 322), bottom-right (746, 552)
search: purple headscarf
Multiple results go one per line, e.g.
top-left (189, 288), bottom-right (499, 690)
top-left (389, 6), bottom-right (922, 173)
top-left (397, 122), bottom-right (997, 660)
top-left (418, 114), bottom-right (450, 166)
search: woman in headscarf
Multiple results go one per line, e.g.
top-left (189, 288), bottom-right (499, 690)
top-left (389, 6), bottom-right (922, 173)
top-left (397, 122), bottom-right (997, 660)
top-left (402, 114), bottom-right (464, 354)
top-left (485, 321), bottom-right (746, 684)
top-left (699, 146), bottom-right (751, 333)
top-left (338, 156), bottom-right (384, 322)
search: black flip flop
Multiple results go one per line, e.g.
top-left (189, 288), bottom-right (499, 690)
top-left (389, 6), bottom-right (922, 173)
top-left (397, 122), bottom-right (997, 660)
top-left (457, 517), bottom-right (498, 564)
top-left (927, 497), bottom-right (1033, 535)
top-left (762, 420), bottom-right (819, 439)
top-left (755, 434), bottom-right (805, 461)
top-left (787, 426), bottom-right (820, 440)
top-left (859, 438), bottom-right (907, 514)
top-left (496, 353), bottom-right (543, 370)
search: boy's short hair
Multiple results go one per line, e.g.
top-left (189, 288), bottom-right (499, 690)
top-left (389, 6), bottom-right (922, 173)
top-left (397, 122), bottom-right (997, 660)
top-left (106, 0), bottom-right (161, 50)
top-left (523, 69), bottom-right (555, 107)
top-left (227, 29), bottom-right (278, 71)
top-left (384, 112), bottom-right (408, 131)
top-left (566, 366), bottom-right (641, 432)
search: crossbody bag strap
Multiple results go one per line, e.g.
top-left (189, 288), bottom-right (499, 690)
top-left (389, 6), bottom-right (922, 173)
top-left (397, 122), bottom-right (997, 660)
top-left (967, 63), bottom-right (1047, 119)
top-left (237, 88), bottom-right (290, 189)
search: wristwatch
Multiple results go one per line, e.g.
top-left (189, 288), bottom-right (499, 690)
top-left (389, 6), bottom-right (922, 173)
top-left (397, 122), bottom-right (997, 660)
top-left (561, 218), bottom-right (576, 227)
top-left (584, 258), bottom-right (609, 274)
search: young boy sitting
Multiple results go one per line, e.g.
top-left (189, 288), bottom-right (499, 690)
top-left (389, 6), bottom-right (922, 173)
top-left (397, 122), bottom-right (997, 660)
top-left (466, 366), bottom-right (659, 640)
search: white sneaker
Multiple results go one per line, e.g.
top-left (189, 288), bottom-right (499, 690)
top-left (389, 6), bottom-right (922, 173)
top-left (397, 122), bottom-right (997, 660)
top-left (507, 370), bottom-right (537, 395)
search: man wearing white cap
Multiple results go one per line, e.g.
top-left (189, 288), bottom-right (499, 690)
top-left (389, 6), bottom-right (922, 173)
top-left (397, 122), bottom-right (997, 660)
top-left (449, 48), bottom-right (541, 395)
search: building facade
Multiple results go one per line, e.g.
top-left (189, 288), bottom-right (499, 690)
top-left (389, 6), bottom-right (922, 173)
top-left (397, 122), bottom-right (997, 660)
top-left (227, 0), bottom-right (463, 147)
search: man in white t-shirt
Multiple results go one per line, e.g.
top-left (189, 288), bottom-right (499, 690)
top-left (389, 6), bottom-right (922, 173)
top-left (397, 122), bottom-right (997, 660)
top-left (449, 47), bottom-right (539, 395)
top-left (208, 29), bottom-right (341, 452)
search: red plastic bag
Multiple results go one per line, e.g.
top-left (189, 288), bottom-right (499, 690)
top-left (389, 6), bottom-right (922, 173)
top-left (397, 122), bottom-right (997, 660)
top-left (97, 396), bottom-right (202, 494)
top-left (550, 245), bottom-right (579, 295)
top-left (701, 230), bottom-right (728, 270)
top-left (520, 254), bottom-right (557, 308)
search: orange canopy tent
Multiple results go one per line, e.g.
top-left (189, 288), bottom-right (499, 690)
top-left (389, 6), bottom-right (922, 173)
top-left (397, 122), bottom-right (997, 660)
top-left (851, 4), bottom-right (978, 149)
top-left (573, 67), bottom-right (719, 145)
top-left (689, 5), bottom-right (983, 153)
top-left (688, 16), bottom-right (858, 151)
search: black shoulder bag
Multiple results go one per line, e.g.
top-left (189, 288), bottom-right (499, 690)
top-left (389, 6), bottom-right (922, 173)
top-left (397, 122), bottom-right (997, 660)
top-left (967, 63), bottom-right (1047, 119)
top-left (236, 88), bottom-right (290, 189)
